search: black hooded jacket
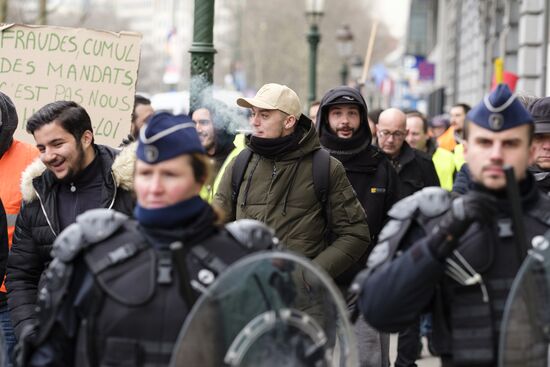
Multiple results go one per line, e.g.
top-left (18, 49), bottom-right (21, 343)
top-left (316, 86), bottom-right (400, 244)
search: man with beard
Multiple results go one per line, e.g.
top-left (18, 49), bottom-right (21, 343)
top-left (527, 97), bottom-right (550, 194)
top-left (6, 101), bottom-right (135, 342)
top-left (215, 83), bottom-right (370, 286)
top-left (356, 84), bottom-right (550, 366)
top-left (192, 101), bottom-right (238, 201)
top-left (316, 86), bottom-right (399, 367)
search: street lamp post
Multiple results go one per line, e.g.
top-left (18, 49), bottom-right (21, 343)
top-left (350, 54), bottom-right (364, 89)
top-left (189, 0), bottom-right (217, 112)
top-left (336, 24), bottom-right (354, 86)
top-left (305, 0), bottom-right (324, 107)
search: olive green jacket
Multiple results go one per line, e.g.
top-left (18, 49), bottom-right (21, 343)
top-left (214, 117), bottom-right (371, 278)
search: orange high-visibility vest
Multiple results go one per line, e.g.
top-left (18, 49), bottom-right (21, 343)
top-left (0, 140), bottom-right (39, 292)
top-left (437, 126), bottom-right (457, 152)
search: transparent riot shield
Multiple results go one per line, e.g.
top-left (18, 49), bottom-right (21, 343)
top-left (499, 234), bottom-right (550, 367)
top-left (169, 251), bottom-right (358, 367)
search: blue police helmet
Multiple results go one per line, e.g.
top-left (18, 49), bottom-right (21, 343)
top-left (467, 83), bottom-right (533, 132)
top-left (136, 112), bottom-right (205, 164)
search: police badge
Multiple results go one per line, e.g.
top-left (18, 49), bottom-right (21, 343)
top-left (144, 145), bottom-right (159, 163)
top-left (489, 113), bottom-right (504, 130)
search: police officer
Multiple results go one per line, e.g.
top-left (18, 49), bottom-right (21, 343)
top-left (354, 84), bottom-right (550, 367)
top-left (23, 112), bottom-right (276, 366)
top-left (527, 97), bottom-right (550, 193)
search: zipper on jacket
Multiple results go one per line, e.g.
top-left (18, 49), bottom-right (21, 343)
top-left (271, 162), bottom-right (277, 179)
top-left (261, 161), bottom-right (278, 222)
top-left (34, 190), bottom-right (57, 236)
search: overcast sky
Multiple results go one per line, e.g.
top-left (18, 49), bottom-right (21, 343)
top-left (372, 0), bottom-right (412, 39)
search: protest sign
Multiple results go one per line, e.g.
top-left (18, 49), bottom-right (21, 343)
top-left (0, 24), bottom-right (141, 147)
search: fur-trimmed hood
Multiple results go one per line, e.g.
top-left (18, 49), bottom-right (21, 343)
top-left (21, 143), bottom-right (136, 203)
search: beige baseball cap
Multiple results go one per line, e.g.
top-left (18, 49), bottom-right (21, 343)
top-left (237, 83), bottom-right (302, 118)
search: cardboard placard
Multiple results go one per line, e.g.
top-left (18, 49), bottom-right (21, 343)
top-left (0, 24), bottom-right (141, 147)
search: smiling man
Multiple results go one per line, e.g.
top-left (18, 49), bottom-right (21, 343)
top-left (6, 101), bottom-right (135, 342)
top-left (356, 84), bottom-right (550, 366)
top-left (191, 101), bottom-right (238, 201)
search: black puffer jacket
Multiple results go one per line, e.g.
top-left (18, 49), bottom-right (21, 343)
top-left (7, 144), bottom-right (135, 339)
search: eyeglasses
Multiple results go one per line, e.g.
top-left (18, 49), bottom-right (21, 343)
top-left (378, 130), bottom-right (406, 139)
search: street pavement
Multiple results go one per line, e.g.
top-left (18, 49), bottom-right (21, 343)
top-left (389, 333), bottom-right (440, 367)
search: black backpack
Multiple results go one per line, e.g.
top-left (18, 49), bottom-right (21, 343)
top-left (230, 147), bottom-right (368, 285)
top-left (230, 148), bottom-right (333, 243)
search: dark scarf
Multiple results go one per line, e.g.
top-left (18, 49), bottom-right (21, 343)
top-left (319, 124), bottom-right (371, 164)
top-left (139, 201), bottom-right (217, 249)
top-left (249, 129), bottom-right (300, 158)
top-left (134, 195), bottom-right (209, 229)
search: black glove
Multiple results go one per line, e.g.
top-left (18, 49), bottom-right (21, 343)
top-left (428, 191), bottom-right (497, 260)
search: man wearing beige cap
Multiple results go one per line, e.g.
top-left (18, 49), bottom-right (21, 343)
top-left (215, 83), bottom-right (370, 286)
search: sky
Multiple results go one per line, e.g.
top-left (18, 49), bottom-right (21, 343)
top-left (371, 0), bottom-right (412, 39)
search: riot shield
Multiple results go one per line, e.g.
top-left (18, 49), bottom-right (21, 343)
top-left (499, 234), bottom-right (550, 367)
top-left (169, 251), bottom-right (358, 367)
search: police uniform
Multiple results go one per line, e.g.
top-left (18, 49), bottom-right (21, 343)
top-left (354, 85), bottom-right (550, 367)
top-left (24, 113), bottom-right (277, 367)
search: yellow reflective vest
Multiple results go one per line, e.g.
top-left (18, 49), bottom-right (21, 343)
top-left (432, 147), bottom-right (456, 191)
top-left (453, 143), bottom-right (465, 171)
top-left (200, 134), bottom-right (246, 202)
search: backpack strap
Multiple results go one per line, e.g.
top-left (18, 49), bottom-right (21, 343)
top-left (230, 147), bottom-right (332, 240)
top-left (312, 148), bottom-right (332, 242)
top-left (231, 148), bottom-right (253, 214)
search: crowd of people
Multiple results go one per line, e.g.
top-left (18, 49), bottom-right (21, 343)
top-left (0, 78), bottom-right (548, 366)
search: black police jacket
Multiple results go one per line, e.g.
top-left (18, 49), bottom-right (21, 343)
top-left (28, 205), bottom-right (274, 367)
top-left (358, 175), bottom-right (550, 366)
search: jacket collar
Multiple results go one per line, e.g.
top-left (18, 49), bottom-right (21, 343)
top-left (394, 141), bottom-right (416, 167)
top-left (21, 143), bottom-right (135, 203)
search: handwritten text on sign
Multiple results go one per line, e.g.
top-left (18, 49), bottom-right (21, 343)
top-left (0, 24), bottom-right (142, 147)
